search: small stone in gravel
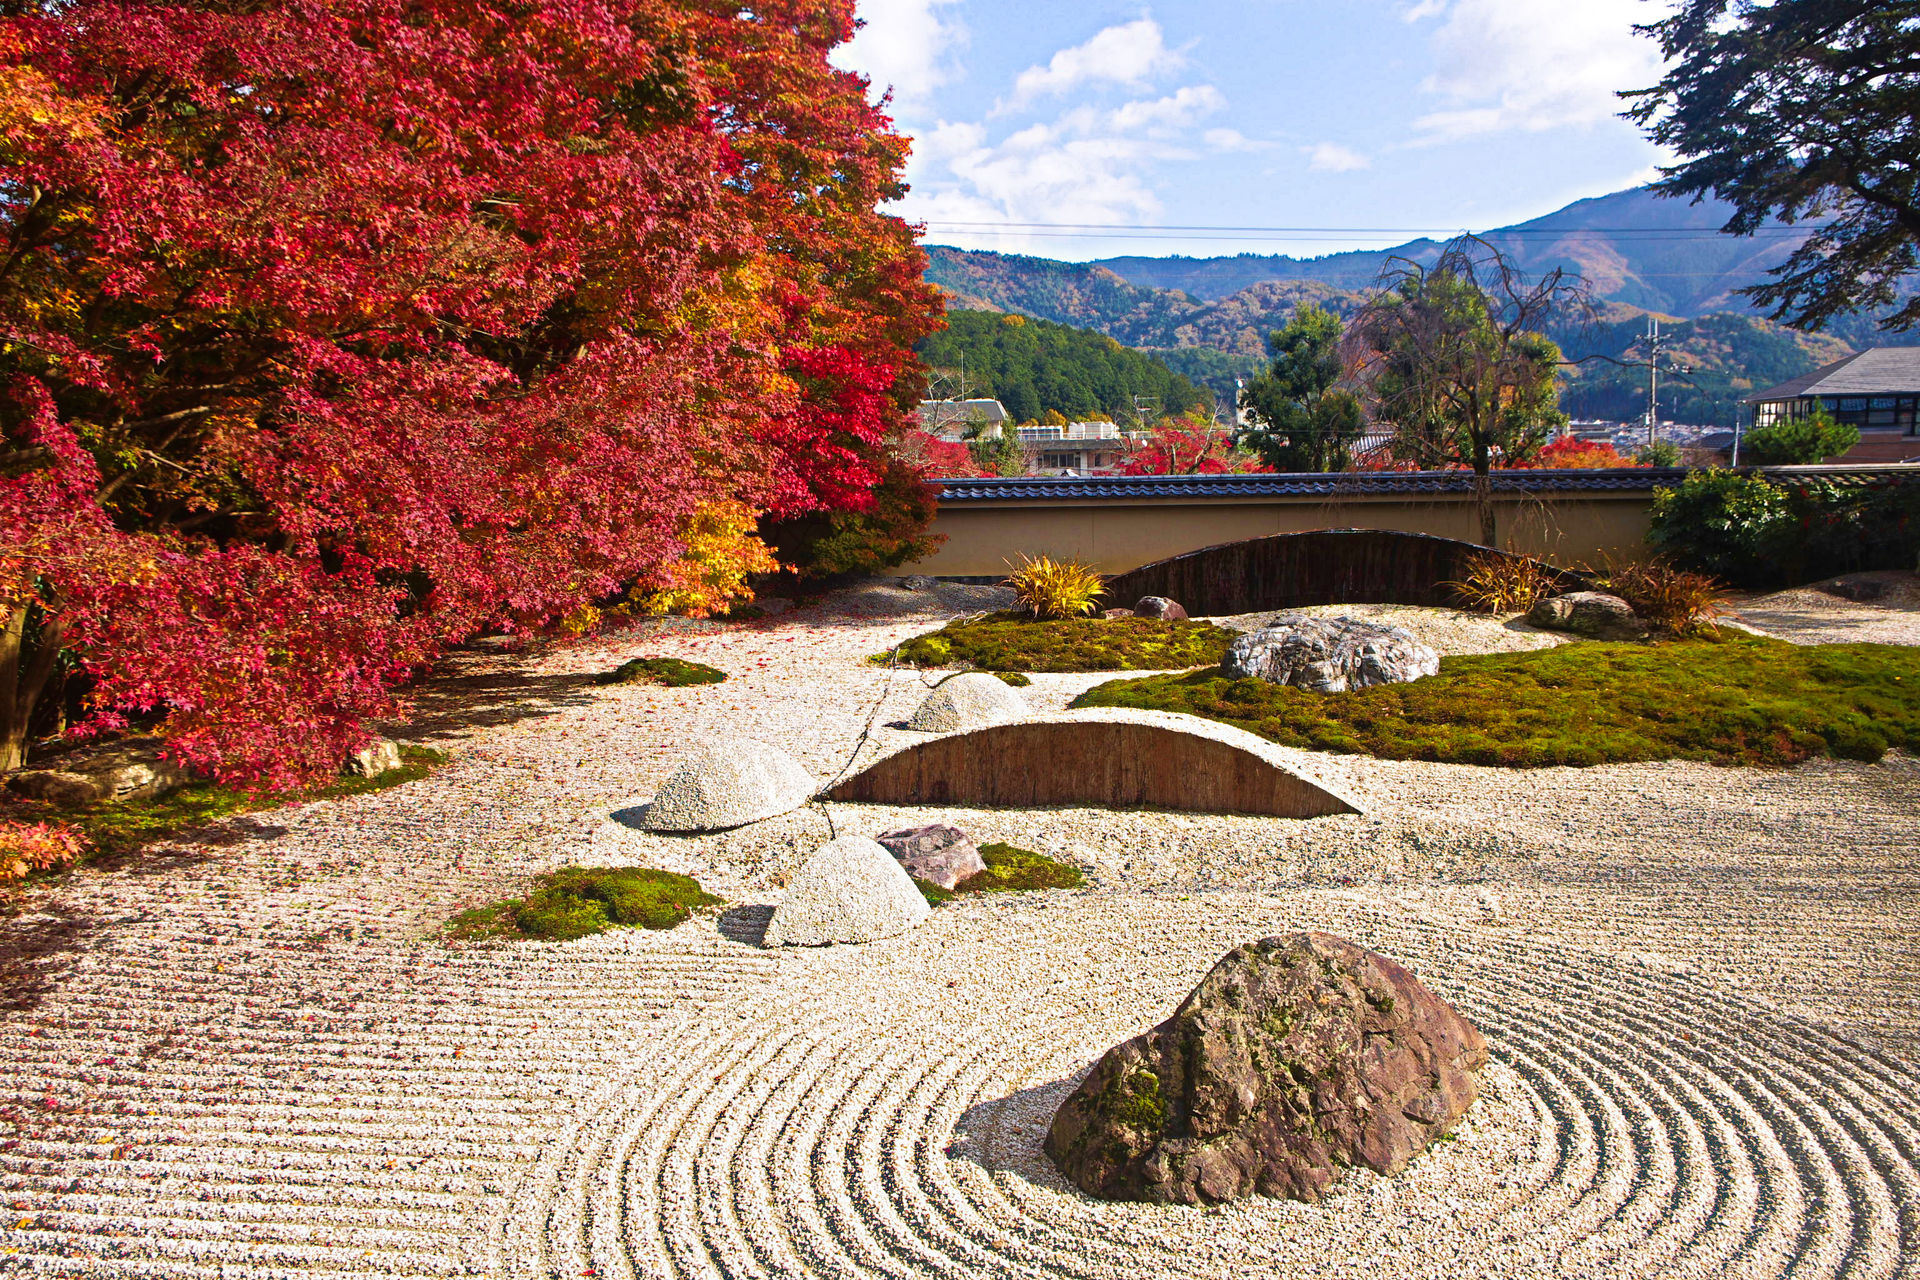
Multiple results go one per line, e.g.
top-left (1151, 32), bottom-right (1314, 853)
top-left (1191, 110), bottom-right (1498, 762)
top-left (905, 672), bottom-right (1029, 732)
top-left (345, 737), bottom-right (403, 777)
top-left (1101, 608), bottom-right (1137, 619)
top-left (765, 836), bottom-right (931, 946)
top-left (1224, 615), bottom-right (1439, 692)
top-left (876, 824), bottom-right (985, 890)
top-left (1046, 931), bottom-right (1487, 1205)
top-left (639, 739), bottom-right (815, 832)
top-left (1134, 596), bottom-right (1189, 621)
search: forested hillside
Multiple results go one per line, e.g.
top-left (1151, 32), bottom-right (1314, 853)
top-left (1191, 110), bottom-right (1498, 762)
top-left (1090, 188), bottom-right (1810, 316)
top-left (915, 311), bottom-right (1210, 421)
top-left (925, 242), bottom-right (1898, 424)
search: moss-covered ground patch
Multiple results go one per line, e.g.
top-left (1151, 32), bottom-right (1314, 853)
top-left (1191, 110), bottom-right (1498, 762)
top-left (916, 842), bottom-right (1087, 904)
top-left (883, 613), bottom-right (1234, 673)
top-left (446, 866), bottom-right (722, 941)
top-left (5, 745), bottom-right (450, 860)
top-left (595, 657), bottom-right (727, 687)
top-left (1070, 634), bottom-right (1920, 768)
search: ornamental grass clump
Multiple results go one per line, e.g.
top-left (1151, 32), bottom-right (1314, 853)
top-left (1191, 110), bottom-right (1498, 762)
top-left (446, 867), bottom-right (722, 942)
top-left (1007, 556), bottom-right (1105, 620)
top-left (1593, 557), bottom-right (1730, 637)
top-left (1444, 551), bottom-right (1558, 614)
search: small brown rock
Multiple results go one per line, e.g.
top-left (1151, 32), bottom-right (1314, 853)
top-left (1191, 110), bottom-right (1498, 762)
top-left (875, 824), bottom-right (986, 890)
top-left (1133, 596), bottom-right (1189, 621)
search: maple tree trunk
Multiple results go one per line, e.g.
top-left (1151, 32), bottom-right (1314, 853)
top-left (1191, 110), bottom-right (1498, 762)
top-left (1472, 467), bottom-right (1497, 548)
top-left (0, 602), bottom-right (64, 773)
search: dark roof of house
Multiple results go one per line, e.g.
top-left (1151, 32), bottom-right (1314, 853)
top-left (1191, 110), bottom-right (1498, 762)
top-left (932, 466), bottom-right (1916, 502)
top-left (1744, 347), bottom-right (1920, 402)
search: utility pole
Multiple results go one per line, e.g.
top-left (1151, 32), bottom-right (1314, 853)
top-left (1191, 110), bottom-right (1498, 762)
top-left (1645, 316), bottom-right (1663, 450)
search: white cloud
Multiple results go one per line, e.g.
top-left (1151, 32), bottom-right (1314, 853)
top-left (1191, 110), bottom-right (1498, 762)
top-left (1401, 0), bottom-right (1448, 20)
top-left (1410, 0), bottom-right (1671, 142)
top-left (997, 18), bottom-right (1185, 113)
top-left (1205, 127), bottom-right (1278, 153)
top-left (1304, 142), bottom-right (1370, 172)
top-left (831, 0), bottom-right (967, 115)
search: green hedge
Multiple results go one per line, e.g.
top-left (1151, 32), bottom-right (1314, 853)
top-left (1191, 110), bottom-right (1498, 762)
top-left (1649, 470), bottom-right (1920, 588)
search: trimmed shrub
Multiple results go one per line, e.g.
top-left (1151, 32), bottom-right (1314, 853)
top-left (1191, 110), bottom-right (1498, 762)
top-left (1742, 409), bottom-right (1860, 465)
top-left (1650, 470), bottom-right (1920, 587)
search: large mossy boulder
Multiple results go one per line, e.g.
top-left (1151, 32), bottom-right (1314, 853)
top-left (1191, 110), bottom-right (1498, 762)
top-left (1045, 932), bottom-right (1487, 1205)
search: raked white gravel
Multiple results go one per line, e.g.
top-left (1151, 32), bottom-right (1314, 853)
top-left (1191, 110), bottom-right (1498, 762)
top-left (1, 579), bottom-right (1915, 1278)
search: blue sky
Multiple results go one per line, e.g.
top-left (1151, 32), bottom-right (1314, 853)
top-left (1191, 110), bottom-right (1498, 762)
top-left (833, 0), bottom-right (1676, 261)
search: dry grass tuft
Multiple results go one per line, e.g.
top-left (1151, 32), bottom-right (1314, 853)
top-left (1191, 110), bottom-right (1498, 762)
top-left (1445, 551), bottom-right (1558, 614)
top-left (1005, 555), bottom-right (1105, 620)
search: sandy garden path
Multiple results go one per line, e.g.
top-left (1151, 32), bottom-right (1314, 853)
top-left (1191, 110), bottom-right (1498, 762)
top-left (1, 581), bottom-right (1916, 1277)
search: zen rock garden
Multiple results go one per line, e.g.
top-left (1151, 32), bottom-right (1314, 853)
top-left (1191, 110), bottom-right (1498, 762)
top-left (4, 562), bottom-right (1918, 1277)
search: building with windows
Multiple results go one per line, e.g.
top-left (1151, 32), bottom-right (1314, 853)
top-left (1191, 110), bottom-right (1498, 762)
top-left (1015, 420), bottom-right (1137, 473)
top-left (1743, 348), bottom-right (1920, 463)
top-left (916, 398), bottom-right (1010, 441)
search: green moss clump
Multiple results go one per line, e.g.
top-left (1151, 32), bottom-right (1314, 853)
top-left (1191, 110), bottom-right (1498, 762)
top-left (887, 612), bottom-right (1233, 673)
top-left (446, 866), bottom-right (723, 942)
top-left (1102, 1068), bottom-right (1167, 1131)
top-left (596, 657), bottom-right (727, 687)
top-left (993, 671), bottom-right (1033, 688)
top-left (1071, 634), bottom-right (1920, 769)
top-left (36, 746), bottom-right (449, 858)
top-left (917, 843), bottom-right (1086, 905)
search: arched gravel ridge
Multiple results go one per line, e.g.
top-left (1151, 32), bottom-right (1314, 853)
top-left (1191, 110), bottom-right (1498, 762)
top-left (497, 895), bottom-right (1920, 1280)
top-left (827, 708), bottom-right (1363, 819)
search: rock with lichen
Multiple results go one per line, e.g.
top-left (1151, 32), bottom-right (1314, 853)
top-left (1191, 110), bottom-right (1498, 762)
top-left (1044, 931), bottom-right (1487, 1205)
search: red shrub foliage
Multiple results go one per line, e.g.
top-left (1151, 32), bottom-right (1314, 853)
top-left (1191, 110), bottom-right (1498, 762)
top-left (0, 0), bottom-right (940, 782)
top-left (1516, 436), bottom-right (1647, 470)
top-left (1118, 416), bottom-right (1270, 476)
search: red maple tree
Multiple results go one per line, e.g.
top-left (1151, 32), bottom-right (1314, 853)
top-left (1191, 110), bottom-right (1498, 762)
top-left (0, 0), bottom-right (940, 782)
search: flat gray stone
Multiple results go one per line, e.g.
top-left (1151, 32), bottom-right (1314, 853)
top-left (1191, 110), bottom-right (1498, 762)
top-left (765, 835), bottom-right (931, 946)
top-left (905, 672), bottom-right (1029, 732)
top-left (1224, 615), bottom-right (1439, 692)
top-left (640, 738), bottom-right (815, 832)
top-left (5, 738), bottom-right (191, 806)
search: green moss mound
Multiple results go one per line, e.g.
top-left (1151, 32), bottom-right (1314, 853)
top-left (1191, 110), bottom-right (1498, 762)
top-left (1071, 635), bottom-right (1920, 769)
top-left (447, 866), bottom-right (723, 941)
top-left (886, 613), bottom-right (1234, 673)
top-left (596, 657), bottom-right (727, 687)
top-left (915, 842), bottom-right (1086, 904)
top-left (994, 671), bottom-right (1033, 687)
top-left (29, 745), bottom-right (450, 858)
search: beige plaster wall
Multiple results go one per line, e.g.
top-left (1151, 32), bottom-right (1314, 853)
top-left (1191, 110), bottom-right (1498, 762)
top-left (902, 492), bottom-right (1655, 577)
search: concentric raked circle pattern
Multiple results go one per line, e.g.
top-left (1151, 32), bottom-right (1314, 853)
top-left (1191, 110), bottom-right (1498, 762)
top-left (500, 896), bottom-right (1920, 1280)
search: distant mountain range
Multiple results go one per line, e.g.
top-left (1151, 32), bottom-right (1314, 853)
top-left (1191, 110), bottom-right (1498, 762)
top-left (922, 187), bottom-right (1911, 426)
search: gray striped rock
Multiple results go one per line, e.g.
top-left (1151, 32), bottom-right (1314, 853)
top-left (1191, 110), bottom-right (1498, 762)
top-left (1224, 615), bottom-right (1438, 692)
top-left (640, 738), bottom-right (815, 832)
top-left (905, 672), bottom-right (1028, 732)
top-left (765, 836), bottom-right (931, 947)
